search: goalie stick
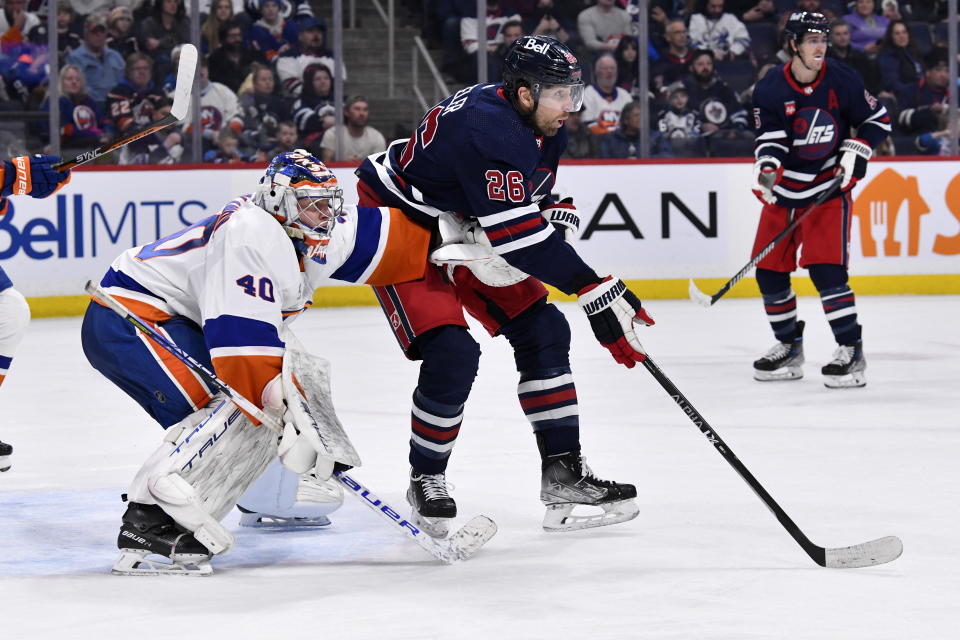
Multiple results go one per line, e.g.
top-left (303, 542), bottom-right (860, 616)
top-left (688, 176), bottom-right (843, 307)
top-left (53, 44), bottom-right (198, 171)
top-left (640, 352), bottom-right (902, 568)
top-left (84, 280), bottom-right (497, 564)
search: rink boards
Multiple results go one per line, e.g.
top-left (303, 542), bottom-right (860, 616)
top-left (2, 157), bottom-right (958, 317)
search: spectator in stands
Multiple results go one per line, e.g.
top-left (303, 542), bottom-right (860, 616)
top-left (275, 17), bottom-right (340, 97)
top-left (265, 119), bottom-right (298, 156)
top-left (529, 0), bottom-right (570, 44)
top-left (107, 6), bottom-right (139, 59)
top-left (487, 20), bottom-right (524, 82)
top-left (292, 63), bottom-right (335, 152)
top-left (68, 0), bottom-right (112, 17)
top-left (106, 52), bottom-right (165, 137)
top-left (582, 53), bottom-right (633, 135)
top-left (653, 18), bottom-right (693, 94)
top-left (876, 19), bottom-right (922, 95)
top-left (598, 101), bottom-right (642, 158)
top-left (827, 18), bottom-right (880, 93)
top-left (681, 49), bottom-right (750, 140)
top-left (614, 36), bottom-right (639, 95)
top-left (140, 0), bottom-right (190, 76)
top-left (730, 0), bottom-right (777, 23)
top-left (45, 64), bottom-right (107, 151)
top-left (52, 2), bottom-right (84, 60)
top-left (561, 109), bottom-right (596, 159)
top-left (648, 0), bottom-right (691, 39)
top-left (689, 0), bottom-right (751, 60)
top-left (183, 57), bottom-right (243, 155)
top-left (846, 0), bottom-right (887, 54)
top-left (777, 0), bottom-right (835, 27)
top-left (895, 46), bottom-right (948, 148)
top-left (209, 20), bottom-right (261, 92)
top-left (202, 0), bottom-right (236, 53)
top-left (204, 127), bottom-right (245, 163)
top-left (880, 0), bottom-right (903, 21)
top-left (655, 85), bottom-right (702, 148)
top-left (1, 0), bottom-right (40, 53)
top-left (67, 14), bottom-right (125, 106)
top-left (577, 0), bottom-right (630, 56)
top-left (242, 0), bottom-right (314, 26)
top-left (458, 0), bottom-right (521, 83)
top-left (319, 95), bottom-right (386, 162)
top-left (238, 63), bottom-right (290, 157)
top-left (250, 0), bottom-right (298, 61)
top-left (120, 95), bottom-right (183, 164)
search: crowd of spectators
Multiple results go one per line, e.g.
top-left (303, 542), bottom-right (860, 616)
top-left (1, 0), bottom-right (386, 164)
top-left (427, 0), bottom-right (959, 158)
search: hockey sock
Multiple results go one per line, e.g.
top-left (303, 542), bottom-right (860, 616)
top-left (408, 326), bottom-right (479, 475)
top-left (500, 303), bottom-right (580, 459)
top-left (757, 268), bottom-right (798, 343)
top-left (810, 264), bottom-right (861, 345)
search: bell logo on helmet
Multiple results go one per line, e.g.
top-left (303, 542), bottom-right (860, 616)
top-left (523, 39), bottom-right (550, 54)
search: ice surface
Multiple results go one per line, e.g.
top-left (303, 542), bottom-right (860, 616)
top-left (1, 296), bottom-right (957, 639)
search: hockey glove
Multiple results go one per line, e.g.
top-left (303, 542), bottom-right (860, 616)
top-left (540, 197), bottom-right (580, 244)
top-left (0, 155), bottom-right (71, 199)
top-left (836, 138), bottom-right (871, 192)
top-left (262, 374), bottom-right (334, 478)
top-left (578, 276), bottom-right (654, 369)
top-left (751, 157), bottom-right (782, 205)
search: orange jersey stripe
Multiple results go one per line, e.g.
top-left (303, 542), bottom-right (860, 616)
top-left (212, 354), bottom-right (283, 425)
top-left (140, 327), bottom-right (212, 411)
top-left (366, 208), bottom-right (432, 286)
top-left (92, 295), bottom-right (173, 323)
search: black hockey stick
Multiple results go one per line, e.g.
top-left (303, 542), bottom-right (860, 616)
top-left (85, 280), bottom-right (496, 563)
top-left (53, 44), bottom-right (198, 171)
top-left (688, 176), bottom-right (843, 307)
top-left (640, 353), bottom-right (902, 568)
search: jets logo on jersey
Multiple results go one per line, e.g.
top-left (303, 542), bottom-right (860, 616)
top-left (791, 107), bottom-right (837, 160)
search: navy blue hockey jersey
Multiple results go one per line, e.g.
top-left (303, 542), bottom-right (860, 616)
top-left (751, 59), bottom-right (891, 208)
top-left (355, 83), bottom-right (599, 294)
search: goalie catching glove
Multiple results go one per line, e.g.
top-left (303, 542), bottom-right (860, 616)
top-left (577, 276), bottom-right (654, 368)
top-left (262, 374), bottom-right (335, 479)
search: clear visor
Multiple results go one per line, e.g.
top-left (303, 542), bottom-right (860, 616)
top-left (295, 187), bottom-right (343, 235)
top-left (535, 82), bottom-right (584, 113)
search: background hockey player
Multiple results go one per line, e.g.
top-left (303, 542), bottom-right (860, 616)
top-left (749, 11), bottom-right (891, 388)
top-left (0, 155), bottom-right (72, 473)
top-left (81, 151), bottom-right (431, 575)
top-left (355, 36), bottom-right (653, 536)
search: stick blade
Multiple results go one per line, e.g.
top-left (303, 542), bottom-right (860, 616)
top-left (439, 515), bottom-right (498, 564)
top-left (688, 278), bottom-right (713, 308)
top-left (824, 536), bottom-right (903, 568)
top-left (170, 44), bottom-right (198, 121)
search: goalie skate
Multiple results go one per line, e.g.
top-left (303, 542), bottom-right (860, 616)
top-left (112, 503), bottom-right (214, 577)
top-left (238, 472), bottom-right (342, 528)
top-left (407, 469), bottom-right (456, 538)
top-left (753, 321), bottom-right (805, 381)
top-left (540, 452), bottom-right (639, 532)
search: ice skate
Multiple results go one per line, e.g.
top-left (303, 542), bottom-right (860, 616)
top-left (540, 452), bottom-right (639, 532)
top-left (112, 502), bottom-right (214, 576)
top-left (406, 469), bottom-right (456, 538)
top-left (238, 472), bottom-right (342, 527)
top-left (822, 341), bottom-right (866, 388)
top-left (0, 440), bottom-right (11, 472)
top-left (753, 320), bottom-right (805, 381)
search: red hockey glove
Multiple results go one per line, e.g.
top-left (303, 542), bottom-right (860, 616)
top-left (751, 158), bottom-right (782, 205)
top-left (835, 138), bottom-right (871, 192)
top-left (577, 276), bottom-right (654, 369)
top-left (540, 197), bottom-right (579, 244)
top-left (0, 155), bottom-right (71, 199)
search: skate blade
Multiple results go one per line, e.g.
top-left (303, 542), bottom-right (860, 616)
top-left (409, 508), bottom-right (452, 539)
top-left (0, 454), bottom-right (10, 472)
top-left (753, 366), bottom-right (803, 381)
top-left (542, 499), bottom-right (640, 532)
top-left (823, 371), bottom-right (866, 389)
top-left (239, 512), bottom-right (332, 528)
top-left (112, 549), bottom-right (213, 577)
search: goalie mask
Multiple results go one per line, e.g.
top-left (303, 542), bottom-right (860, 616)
top-left (254, 150), bottom-right (344, 249)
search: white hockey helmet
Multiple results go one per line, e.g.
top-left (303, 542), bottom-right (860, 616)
top-left (254, 149), bottom-right (344, 240)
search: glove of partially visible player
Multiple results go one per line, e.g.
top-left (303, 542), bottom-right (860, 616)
top-left (262, 374), bottom-right (334, 479)
top-left (577, 276), bottom-right (655, 369)
top-left (835, 138), bottom-right (871, 192)
top-left (751, 157), bottom-right (782, 205)
top-left (0, 154), bottom-right (71, 198)
top-left (540, 197), bottom-right (580, 244)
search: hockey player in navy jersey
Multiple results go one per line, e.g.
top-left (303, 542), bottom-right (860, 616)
top-left (356, 36), bottom-right (652, 535)
top-left (0, 154), bottom-right (71, 473)
top-left (749, 11), bottom-right (891, 388)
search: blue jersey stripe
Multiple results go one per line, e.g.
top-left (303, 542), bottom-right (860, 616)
top-left (0, 265), bottom-right (11, 292)
top-left (0, 355), bottom-right (12, 369)
top-left (203, 314), bottom-right (284, 349)
top-left (101, 267), bottom-right (166, 301)
top-left (330, 205), bottom-right (382, 282)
